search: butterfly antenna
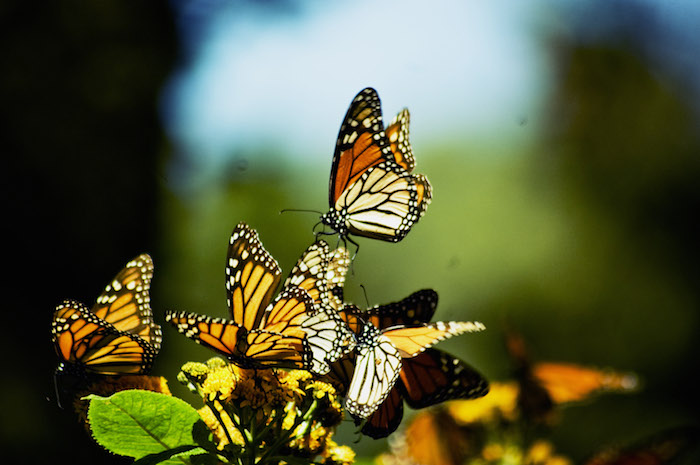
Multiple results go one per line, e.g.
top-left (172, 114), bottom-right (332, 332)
top-left (359, 284), bottom-right (371, 308)
top-left (279, 208), bottom-right (323, 215)
top-left (53, 369), bottom-right (64, 410)
top-left (334, 235), bottom-right (359, 275)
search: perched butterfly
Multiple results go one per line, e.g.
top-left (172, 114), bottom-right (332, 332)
top-left (165, 223), bottom-right (353, 374)
top-left (320, 87), bottom-right (432, 244)
top-left (327, 290), bottom-right (488, 436)
top-left (51, 254), bottom-right (162, 377)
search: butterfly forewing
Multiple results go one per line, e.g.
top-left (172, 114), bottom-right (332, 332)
top-left (92, 254), bottom-right (162, 350)
top-left (360, 289), bottom-right (439, 328)
top-left (382, 321), bottom-right (486, 358)
top-left (385, 108), bottom-right (415, 172)
top-left (329, 88), bottom-right (394, 205)
top-left (226, 223), bottom-right (282, 329)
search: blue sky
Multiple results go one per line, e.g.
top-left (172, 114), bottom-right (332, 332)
top-left (161, 0), bottom-right (699, 174)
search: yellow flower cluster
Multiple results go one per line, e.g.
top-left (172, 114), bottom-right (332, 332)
top-left (177, 358), bottom-right (353, 464)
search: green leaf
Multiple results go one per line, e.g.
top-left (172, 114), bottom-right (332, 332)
top-left (87, 390), bottom-right (209, 464)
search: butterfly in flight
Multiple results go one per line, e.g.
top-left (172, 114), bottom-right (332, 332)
top-left (505, 329), bottom-right (638, 424)
top-left (328, 290), bottom-right (488, 434)
top-left (165, 223), bottom-right (353, 375)
top-left (51, 254), bottom-right (162, 377)
top-left (320, 87), bottom-right (432, 245)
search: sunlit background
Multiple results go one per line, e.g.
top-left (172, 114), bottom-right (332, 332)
top-left (6, 0), bottom-right (700, 463)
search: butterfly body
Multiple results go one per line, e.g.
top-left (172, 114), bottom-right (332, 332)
top-left (322, 87), bottom-right (432, 243)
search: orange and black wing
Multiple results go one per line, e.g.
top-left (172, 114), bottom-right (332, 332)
top-left (385, 109), bottom-right (415, 172)
top-left (328, 88), bottom-right (394, 206)
top-left (52, 300), bottom-right (157, 376)
top-left (382, 321), bottom-right (486, 358)
top-left (360, 387), bottom-right (404, 439)
top-left (399, 348), bottom-right (489, 409)
top-left (532, 362), bottom-right (638, 405)
top-left (92, 254), bottom-right (162, 350)
top-left (262, 286), bottom-right (354, 374)
top-left (282, 240), bottom-right (332, 306)
top-left (359, 289), bottom-right (439, 329)
top-left (165, 309), bottom-right (306, 370)
top-left (225, 223), bottom-right (282, 329)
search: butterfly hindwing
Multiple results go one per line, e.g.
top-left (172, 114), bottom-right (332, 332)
top-left (399, 348), bottom-right (489, 409)
top-left (92, 254), bottom-right (162, 350)
top-left (344, 321), bottom-right (402, 419)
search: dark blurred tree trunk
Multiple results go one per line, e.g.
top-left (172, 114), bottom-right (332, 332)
top-left (0, 1), bottom-right (176, 463)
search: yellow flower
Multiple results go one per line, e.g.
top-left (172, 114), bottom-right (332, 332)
top-left (198, 402), bottom-right (245, 449)
top-left (323, 438), bottom-right (355, 465)
top-left (525, 440), bottom-right (573, 465)
top-left (277, 369), bottom-right (312, 403)
top-left (201, 364), bottom-right (238, 401)
top-left (179, 361), bottom-right (210, 383)
top-left (448, 381), bottom-right (519, 424)
top-left (482, 442), bottom-right (505, 461)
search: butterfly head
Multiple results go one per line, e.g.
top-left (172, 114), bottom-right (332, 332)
top-left (319, 210), bottom-right (347, 237)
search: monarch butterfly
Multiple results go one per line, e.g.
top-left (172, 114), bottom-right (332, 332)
top-left (320, 87), bottom-right (432, 244)
top-left (165, 223), bottom-right (354, 374)
top-left (51, 254), bottom-right (162, 376)
top-left (505, 329), bottom-right (638, 423)
top-left (328, 290), bottom-right (488, 436)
